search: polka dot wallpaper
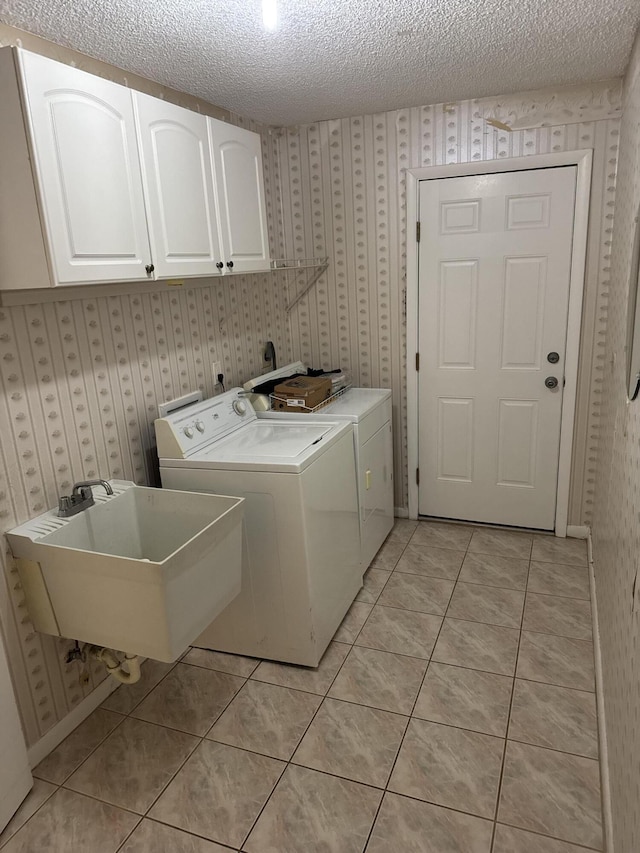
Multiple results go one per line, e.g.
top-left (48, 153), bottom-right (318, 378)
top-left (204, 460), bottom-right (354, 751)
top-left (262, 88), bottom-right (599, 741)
top-left (592, 28), bottom-right (640, 853)
top-left (275, 92), bottom-right (620, 515)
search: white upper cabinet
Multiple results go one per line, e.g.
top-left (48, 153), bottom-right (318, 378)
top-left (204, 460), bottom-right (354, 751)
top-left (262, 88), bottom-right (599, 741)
top-left (209, 120), bottom-right (271, 274)
top-left (0, 47), bottom-right (272, 290)
top-left (133, 93), bottom-right (222, 278)
top-left (16, 50), bottom-right (152, 285)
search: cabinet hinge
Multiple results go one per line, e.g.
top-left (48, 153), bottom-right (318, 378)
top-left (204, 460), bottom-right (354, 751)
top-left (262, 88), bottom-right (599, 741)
top-left (416, 221), bottom-right (421, 242)
top-left (416, 467), bottom-right (420, 486)
top-left (415, 352), bottom-right (420, 371)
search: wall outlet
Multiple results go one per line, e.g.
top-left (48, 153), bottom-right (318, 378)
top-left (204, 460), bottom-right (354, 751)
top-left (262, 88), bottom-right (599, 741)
top-left (212, 361), bottom-right (222, 382)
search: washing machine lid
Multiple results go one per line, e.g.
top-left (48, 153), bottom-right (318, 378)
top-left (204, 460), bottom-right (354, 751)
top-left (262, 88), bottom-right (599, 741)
top-left (162, 418), bottom-right (351, 473)
top-left (243, 362), bottom-right (306, 392)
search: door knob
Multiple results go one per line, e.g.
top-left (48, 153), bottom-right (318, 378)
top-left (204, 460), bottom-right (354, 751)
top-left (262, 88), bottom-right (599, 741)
top-left (547, 351), bottom-right (560, 364)
top-left (545, 376), bottom-right (559, 389)
top-left (216, 261), bottom-right (224, 269)
top-left (145, 263), bottom-right (154, 275)
top-left (226, 261), bottom-right (234, 269)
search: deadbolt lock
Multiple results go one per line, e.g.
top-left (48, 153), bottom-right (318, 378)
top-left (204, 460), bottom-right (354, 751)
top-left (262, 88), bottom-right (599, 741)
top-left (547, 351), bottom-right (560, 364)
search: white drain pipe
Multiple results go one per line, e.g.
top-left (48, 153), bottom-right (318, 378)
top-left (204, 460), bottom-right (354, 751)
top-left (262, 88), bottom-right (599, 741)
top-left (87, 645), bottom-right (141, 684)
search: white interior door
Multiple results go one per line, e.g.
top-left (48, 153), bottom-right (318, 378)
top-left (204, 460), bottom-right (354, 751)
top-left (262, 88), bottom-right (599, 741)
top-left (418, 167), bottom-right (577, 529)
top-left (0, 626), bottom-right (32, 833)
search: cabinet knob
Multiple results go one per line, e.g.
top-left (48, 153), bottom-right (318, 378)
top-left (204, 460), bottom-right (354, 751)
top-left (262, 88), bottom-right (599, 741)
top-left (226, 261), bottom-right (234, 269)
top-left (145, 264), bottom-right (154, 275)
top-left (216, 262), bottom-right (224, 269)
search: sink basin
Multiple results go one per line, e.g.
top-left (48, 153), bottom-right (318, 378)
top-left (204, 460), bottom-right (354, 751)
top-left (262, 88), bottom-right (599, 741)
top-left (7, 481), bottom-right (244, 662)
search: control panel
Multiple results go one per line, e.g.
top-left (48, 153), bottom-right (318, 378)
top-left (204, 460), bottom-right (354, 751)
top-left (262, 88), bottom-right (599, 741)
top-left (155, 388), bottom-right (256, 459)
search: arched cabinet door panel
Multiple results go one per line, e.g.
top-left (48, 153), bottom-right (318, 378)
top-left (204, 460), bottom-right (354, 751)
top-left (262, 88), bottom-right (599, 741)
top-left (18, 50), bottom-right (152, 284)
top-left (209, 119), bottom-right (271, 274)
top-left (134, 93), bottom-right (222, 278)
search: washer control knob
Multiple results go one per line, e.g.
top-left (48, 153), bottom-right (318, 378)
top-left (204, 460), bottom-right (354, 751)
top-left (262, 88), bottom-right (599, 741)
top-left (195, 420), bottom-right (205, 433)
top-left (232, 400), bottom-right (247, 416)
top-left (183, 426), bottom-right (194, 438)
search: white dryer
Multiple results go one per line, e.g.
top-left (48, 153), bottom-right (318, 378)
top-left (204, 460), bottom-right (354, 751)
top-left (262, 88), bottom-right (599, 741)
top-left (244, 363), bottom-right (394, 570)
top-left (155, 388), bottom-right (360, 666)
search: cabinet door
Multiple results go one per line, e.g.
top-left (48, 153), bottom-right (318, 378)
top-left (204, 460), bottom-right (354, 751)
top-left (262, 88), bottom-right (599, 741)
top-left (209, 120), bottom-right (271, 273)
top-left (361, 421), bottom-right (395, 569)
top-left (18, 51), bottom-right (151, 284)
top-left (134, 93), bottom-right (222, 278)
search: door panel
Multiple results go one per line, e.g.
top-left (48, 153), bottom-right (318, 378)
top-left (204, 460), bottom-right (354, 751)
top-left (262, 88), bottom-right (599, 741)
top-left (439, 261), bottom-right (478, 368)
top-left (209, 119), bottom-right (271, 273)
top-left (437, 398), bottom-right (474, 481)
top-left (418, 167), bottom-right (576, 529)
top-left (497, 400), bottom-right (538, 486)
top-left (134, 93), bottom-right (222, 277)
top-left (501, 257), bottom-right (546, 369)
top-left (19, 51), bottom-right (151, 283)
top-left (361, 421), bottom-right (394, 569)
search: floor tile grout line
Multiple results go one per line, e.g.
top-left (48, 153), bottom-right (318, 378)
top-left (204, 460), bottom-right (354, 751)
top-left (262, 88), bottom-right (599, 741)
top-left (140, 671), bottom-right (252, 815)
top-left (105, 658), bottom-right (180, 716)
top-left (364, 545), bottom-right (467, 837)
top-left (135, 815), bottom-right (240, 851)
top-left (236, 625), bottom-right (368, 852)
top-left (364, 522), bottom-right (501, 849)
top-left (489, 555), bottom-right (531, 851)
top-left (113, 814), bottom-right (145, 853)
top-left (32, 706), bottom-right (129, 787)
top-left (63, 667), bottom-right (254, 848)
top-left (519, 625), bottom-right (595, 642)
top-left (494, 818), bottom-right (603, 851)
top-left (0, 783), bottom-right (60, 850)
top-left (503, 735), bottom-right (600, 762)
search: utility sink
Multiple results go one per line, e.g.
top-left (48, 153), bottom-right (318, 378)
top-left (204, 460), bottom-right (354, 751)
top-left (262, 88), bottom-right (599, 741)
top-left (7, 481), bottom-right (244, 662)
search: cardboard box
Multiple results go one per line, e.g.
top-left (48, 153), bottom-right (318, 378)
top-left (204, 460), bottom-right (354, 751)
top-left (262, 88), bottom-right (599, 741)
top-left (272, 376), bottom-right (332, 411)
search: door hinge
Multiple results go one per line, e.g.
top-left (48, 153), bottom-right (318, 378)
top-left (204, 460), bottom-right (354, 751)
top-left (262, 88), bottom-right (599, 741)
top-left (416, 221), bottom-right (421, 242)
top-left (416, 467), bottom-right (420, 486)
top-left (415, 352), bottom-right (420, 371)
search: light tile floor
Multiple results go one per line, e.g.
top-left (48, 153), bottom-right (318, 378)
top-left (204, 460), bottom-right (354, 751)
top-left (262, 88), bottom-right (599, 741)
top-left (0, 520), bottom-right (602, 853)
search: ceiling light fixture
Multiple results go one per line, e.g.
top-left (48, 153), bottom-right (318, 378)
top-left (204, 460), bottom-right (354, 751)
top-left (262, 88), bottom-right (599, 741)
top-left (262, 0), bottom-right (278, 32)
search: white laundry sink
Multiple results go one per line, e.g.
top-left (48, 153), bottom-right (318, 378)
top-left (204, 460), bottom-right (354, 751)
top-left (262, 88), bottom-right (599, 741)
top-left (7, 481), bottom-right (244, 661)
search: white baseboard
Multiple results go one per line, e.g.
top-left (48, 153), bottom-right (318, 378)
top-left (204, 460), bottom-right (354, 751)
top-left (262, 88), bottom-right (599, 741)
top-left (27, 676), bottom-right (119, 768)
top-left (588, 533), bottom-right (614, 853)
top-left (567, 524), bottom-right (589, 539)
top-left (394, 507), bottom-right (409, 518)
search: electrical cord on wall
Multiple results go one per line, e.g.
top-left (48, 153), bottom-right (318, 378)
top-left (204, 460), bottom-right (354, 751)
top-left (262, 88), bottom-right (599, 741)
top-left (217, 373), bottom-right (226, 392)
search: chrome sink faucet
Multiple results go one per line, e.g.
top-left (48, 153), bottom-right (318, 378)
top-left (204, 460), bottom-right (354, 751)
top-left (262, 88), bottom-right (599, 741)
top-left (58, 479), bottom-right (114, 518)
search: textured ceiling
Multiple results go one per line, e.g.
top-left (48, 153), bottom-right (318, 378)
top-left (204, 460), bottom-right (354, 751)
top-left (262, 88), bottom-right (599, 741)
top-left (0, 0), bottom-right (638, 125)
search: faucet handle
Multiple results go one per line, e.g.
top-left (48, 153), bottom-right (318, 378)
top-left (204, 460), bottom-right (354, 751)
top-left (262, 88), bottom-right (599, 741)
top-left (58, 495), bottom-right (73, 515)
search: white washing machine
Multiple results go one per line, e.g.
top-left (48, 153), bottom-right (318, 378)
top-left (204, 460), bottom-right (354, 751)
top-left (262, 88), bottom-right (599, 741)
top-left (155, 388), bottom-right (360, 666)
top-left (244, 363), bottom-right (394, 571)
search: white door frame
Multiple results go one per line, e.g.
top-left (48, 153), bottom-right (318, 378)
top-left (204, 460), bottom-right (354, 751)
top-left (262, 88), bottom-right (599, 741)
top-left (406, 150), bottom-right (593, 536)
